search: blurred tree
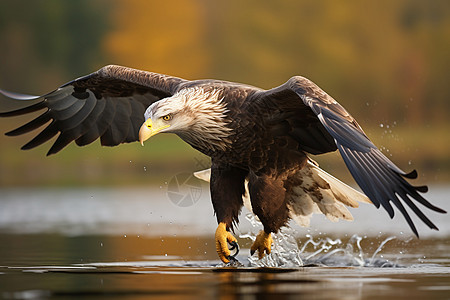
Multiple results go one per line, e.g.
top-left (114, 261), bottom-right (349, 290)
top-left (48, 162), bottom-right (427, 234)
top-left (1, 0), bottom-right (448, 122)
top-left (397, 0), bottom-right (450, 125)
top-left (199, 0), bottom-right (450, 126)
top-left (0, 0), bottom-right (110, 92)
top-left (104, 0), bottom-right (211, 79)
top-left (0, 0), bottom-right (449, 186)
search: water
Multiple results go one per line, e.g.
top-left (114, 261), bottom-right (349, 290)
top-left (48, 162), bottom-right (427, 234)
top-left (0, 186), bottom-right (449, 299)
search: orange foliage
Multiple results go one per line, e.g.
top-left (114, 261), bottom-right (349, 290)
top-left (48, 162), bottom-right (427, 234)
top-left (103, 0), bottom-right (211, 79)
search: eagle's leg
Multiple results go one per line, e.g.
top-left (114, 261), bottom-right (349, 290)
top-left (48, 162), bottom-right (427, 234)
top-left (248, 173), bottom-right (289, 259)
top-left (210, 162), bottom-right (247, 263)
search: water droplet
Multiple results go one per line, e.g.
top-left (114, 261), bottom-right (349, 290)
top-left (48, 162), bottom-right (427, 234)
top-left (380, 124), bottom-right (384, 128)
top-left (124, 235), bottom-right (127, 238)
top-left (100, 243), bottom-right (103, 247)
top-left (143, 166), bottom-right (147, 171)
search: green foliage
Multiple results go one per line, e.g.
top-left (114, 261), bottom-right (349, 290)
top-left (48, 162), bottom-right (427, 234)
top-left (0, 0), bottom-right (110, 92)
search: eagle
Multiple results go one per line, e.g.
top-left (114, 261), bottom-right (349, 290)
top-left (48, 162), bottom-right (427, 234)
top-left (0, 65), bottom-right (445, 263)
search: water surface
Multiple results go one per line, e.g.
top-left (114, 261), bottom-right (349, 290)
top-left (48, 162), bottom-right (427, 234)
top-left (0, 187), bottom-right (449, 299)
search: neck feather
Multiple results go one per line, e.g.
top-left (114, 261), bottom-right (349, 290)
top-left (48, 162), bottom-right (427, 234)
top-left (174, 87), bottom-right (233, 152)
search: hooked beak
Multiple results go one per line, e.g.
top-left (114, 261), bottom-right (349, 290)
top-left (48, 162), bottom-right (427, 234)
top-left (139, 118), bottom-right (170, 146)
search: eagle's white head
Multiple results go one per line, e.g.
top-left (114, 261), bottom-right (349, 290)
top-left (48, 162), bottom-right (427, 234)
top-left (139, 87), bottom-right (232, 151)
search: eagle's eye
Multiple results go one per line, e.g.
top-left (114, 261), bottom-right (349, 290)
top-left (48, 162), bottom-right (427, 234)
top-left (162, 114), bottom-right (172, 121)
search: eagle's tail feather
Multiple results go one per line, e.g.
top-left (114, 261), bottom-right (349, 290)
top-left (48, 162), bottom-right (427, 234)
top-left (308, 160), bottom-right (371, 206)
top-left (286, 160), bottom-right (371, 227)
top-left (193, 169), bottom-right (211, 182)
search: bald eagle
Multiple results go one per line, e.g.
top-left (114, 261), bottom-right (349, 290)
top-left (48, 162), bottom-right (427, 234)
top-left (0, 65), bottom-right (445, 263)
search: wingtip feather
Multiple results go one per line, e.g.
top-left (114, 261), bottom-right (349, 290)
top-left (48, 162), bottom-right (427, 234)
top-left (403, 169), bottom-right (418, 179)
top-left (416, 185), bottom-right (428, 193)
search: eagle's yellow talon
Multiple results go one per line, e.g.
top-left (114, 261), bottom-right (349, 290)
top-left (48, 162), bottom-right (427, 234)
top-left (215, 222), bottom-right (238, 263)
top-left (250, 230), bottom-right (273, 259)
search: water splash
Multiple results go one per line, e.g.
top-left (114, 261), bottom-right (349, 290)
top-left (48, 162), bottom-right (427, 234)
top-left (302, 234), bottom-right (398, 267)
top-left (240, 213), bottom-right (398, 268)
top-left (242, 213), bottom-right (303, 268)
top-left (368, 235), bottom-right (397, 267)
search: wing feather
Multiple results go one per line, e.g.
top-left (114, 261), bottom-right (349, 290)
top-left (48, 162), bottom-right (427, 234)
top-left (5, 111), bottom-right (52, 136)
top-left (257, 76), bottom-right (446, 236)
top-left (101, 98), bottom-right (131, 146)
top-left (0, 65), bottom-right (186, 154)
top-left (21, 121), bottom-right (59, 150)
top-left (74, 99), bottom-right (107, 147)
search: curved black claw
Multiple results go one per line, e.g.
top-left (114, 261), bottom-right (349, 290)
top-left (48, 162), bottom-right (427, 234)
top-left (224, 241), bottom-right (243, 267)
top-left (227, 240), bottom-right (239, 259)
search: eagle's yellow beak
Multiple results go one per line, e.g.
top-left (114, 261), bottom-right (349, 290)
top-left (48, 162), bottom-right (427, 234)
top-left (139, 118), bottom-right (170, 146)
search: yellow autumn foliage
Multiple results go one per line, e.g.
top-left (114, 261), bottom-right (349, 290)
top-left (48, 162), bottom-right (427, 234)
top-left (103, 0), bottom-right (211, 79)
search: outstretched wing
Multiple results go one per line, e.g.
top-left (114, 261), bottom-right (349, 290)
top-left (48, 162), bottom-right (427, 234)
top-left (257, 76), bottom-right (446, 236)
top-left (0, 65), bottom-right (186, 155)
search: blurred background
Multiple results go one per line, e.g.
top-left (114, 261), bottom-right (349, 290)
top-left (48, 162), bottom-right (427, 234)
top-left (0, 4), bottom-right (449, 293)
top-left (0, 0), bottom-right (449, 187)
